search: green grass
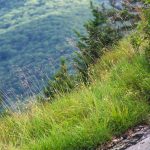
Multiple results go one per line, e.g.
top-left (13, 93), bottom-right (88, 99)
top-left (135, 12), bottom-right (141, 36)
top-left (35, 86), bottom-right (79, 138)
top-left (0, 37), bottom-right (150, 150)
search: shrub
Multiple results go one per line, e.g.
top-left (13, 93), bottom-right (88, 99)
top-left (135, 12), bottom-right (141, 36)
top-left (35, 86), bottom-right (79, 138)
top-left (43, 58), bottom-right (75, 100)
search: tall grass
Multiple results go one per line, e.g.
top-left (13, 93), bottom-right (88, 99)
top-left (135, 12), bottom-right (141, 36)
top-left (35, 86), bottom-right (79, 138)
top-left (0, 37), bottom-right (150, 150)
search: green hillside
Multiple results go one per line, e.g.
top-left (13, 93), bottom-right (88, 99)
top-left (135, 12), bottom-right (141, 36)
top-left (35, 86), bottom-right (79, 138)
top-left (0, 32), bottom-right (150, 149)
top-left (0, 0), bottom-right (150, 150)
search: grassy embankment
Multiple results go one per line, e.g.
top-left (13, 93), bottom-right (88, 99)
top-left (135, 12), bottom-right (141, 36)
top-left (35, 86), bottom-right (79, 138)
top-left (0, 32), bottom-right (150, 149)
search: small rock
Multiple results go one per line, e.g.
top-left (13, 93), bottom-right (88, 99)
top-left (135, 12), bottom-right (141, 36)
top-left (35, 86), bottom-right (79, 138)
top-left (132, 133), bottom-right (143, 139)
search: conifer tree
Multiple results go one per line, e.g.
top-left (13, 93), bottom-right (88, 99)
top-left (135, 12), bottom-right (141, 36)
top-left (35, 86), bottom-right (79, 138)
top-left (44, 58), bottom-right (75, 99)
top-left (74, 1), bottom-right (122, 83)
top-left (74, 0), bottom-right (143, 83)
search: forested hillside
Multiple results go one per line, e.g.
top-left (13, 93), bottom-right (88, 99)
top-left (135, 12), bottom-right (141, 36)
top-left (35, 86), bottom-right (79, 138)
top-left (0, 0), bottom-right (93, 97)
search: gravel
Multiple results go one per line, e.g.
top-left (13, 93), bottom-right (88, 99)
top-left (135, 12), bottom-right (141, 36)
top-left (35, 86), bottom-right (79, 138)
top-left (97, 125), bottom-right (150, 150)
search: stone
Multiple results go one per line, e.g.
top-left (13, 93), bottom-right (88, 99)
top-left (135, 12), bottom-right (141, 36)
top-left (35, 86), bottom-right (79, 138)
top-left (126, 136), bottom-right (150, 150)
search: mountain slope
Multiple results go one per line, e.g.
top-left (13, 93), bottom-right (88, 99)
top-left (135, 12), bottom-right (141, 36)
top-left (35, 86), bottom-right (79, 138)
top-left (0, 34), bottom-right (149, 150)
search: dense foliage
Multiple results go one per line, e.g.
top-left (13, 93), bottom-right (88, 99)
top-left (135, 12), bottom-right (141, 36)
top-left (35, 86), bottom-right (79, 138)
top-left (74, 0), bottom-right (144, 83)
top-left (43, 0), bottom-right (143, 100)
top-left (74, 2), bottom-right (121, 83)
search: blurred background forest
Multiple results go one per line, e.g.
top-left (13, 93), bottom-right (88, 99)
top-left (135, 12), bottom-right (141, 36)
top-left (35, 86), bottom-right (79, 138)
top-left (0, 0), bottom-right (105, 99)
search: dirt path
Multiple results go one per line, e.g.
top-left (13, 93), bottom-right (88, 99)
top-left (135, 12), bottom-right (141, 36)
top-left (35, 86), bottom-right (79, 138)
top-left (97, 125), bottom-right (150, 150)
top-left (126, 135), bottom-right (150, 150)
